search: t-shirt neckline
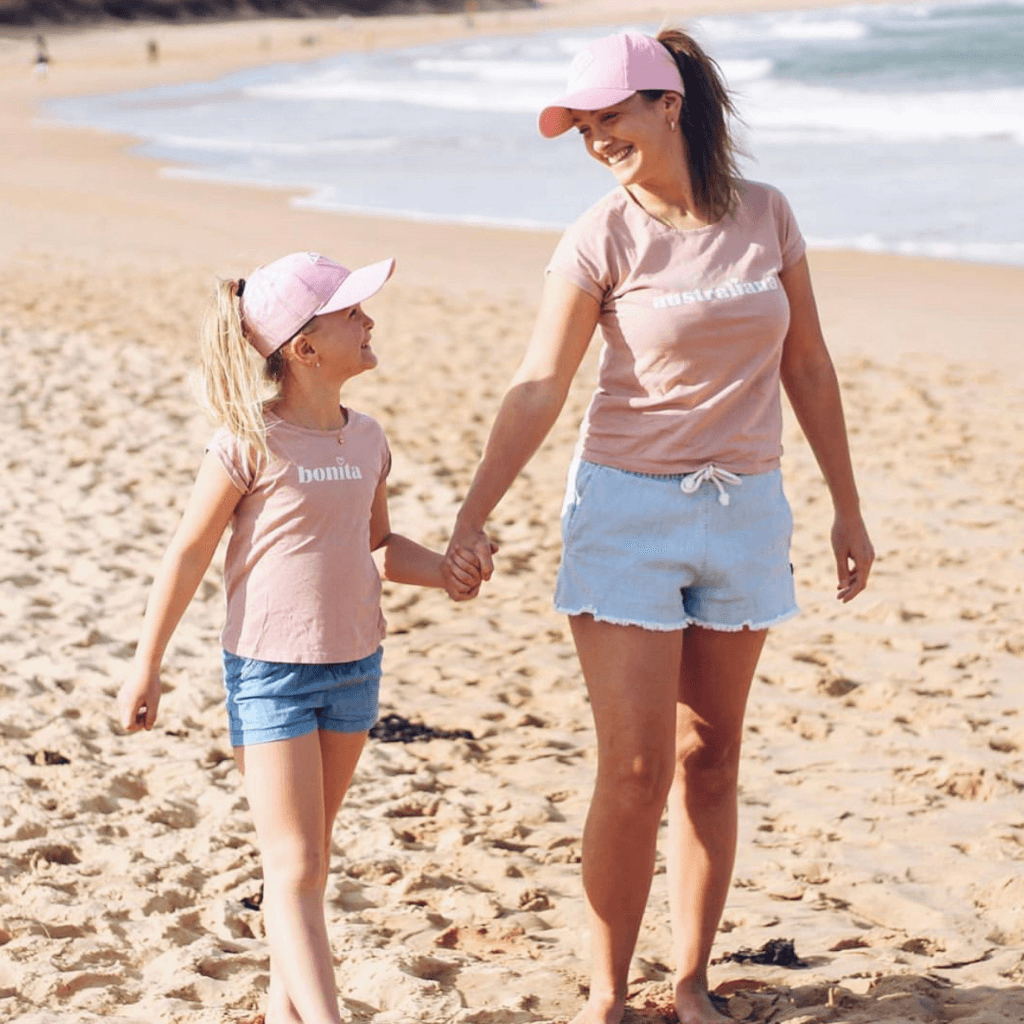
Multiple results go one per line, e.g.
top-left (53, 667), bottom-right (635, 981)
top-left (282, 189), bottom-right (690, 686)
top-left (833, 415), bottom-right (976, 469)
top-left (265, 405), bottom-right (351, 436)
top-left (620, 186), bottom-right (724, 236)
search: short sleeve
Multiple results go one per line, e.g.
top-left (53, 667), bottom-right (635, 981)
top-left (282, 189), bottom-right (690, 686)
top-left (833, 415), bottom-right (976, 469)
top-left (775, 189), bottom-right (807, 270)
top-left (206, 427), bottom-right (258, 495)
top-left (545, 211), bottom-right (612, 303)
top-left (380, 437), bottom-right (392, 483)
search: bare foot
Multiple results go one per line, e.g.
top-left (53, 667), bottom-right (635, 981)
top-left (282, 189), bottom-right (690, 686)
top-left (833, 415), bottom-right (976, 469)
top-left (675, 979), bottom-right (731, 1024)
top-left (567, 991), bottom-right (627, 1024)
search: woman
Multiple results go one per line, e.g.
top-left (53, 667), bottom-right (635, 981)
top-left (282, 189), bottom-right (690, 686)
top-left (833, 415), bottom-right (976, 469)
top-left (446, 29), bottom-right (874, 1024)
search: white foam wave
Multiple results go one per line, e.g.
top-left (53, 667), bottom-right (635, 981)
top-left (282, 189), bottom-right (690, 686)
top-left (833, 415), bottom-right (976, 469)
top-left (744, 83), bottom-right (1024, 144)
top-left (695, 12), bottom-right (868, 44)
top-left (152, 134), bottom-right (400, 155)
top-left (291, 189), bottom-right (563, 231)
top-left (413, 57), bottom-right (567, 83)
top-left (770, 18), bottom-right (868, 41)
top-left (805, 233), bottom-right (1024, 267)
top-left (247, 77), bottom-right (552, 113)
top-left (720, 58), bottom-right (774, 84)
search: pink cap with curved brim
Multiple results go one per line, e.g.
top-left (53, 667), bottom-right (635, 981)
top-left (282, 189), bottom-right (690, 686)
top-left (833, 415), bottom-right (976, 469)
top-left (538, 32), bottom-right (685, 139)
top-left (239, 252), bottom-right (395, 358)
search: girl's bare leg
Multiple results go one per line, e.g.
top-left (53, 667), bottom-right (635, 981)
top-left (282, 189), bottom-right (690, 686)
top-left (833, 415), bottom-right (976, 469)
top-left (237, 729), bottom-right (366, 1024)
top-left (668, 626), bottom-right (766, 1024)
top-left (568, 615), bottom-right (682, 1024)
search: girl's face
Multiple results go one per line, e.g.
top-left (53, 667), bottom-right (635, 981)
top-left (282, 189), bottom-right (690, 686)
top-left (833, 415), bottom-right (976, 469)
top-left (308, 303), bottom-right (377, 381)
top-left (571, 92), bottom-right (681, 190)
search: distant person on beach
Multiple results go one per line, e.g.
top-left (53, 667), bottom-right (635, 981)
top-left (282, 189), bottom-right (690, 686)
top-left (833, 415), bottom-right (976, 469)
top-left (147, 39), bottom-right (159, 64)
top-left (445, 30), bottom-right (874, 1024)
top-left (33, 35), bottom-right (49, 79)
top-left (116, 252), bottom-right (484, 1024)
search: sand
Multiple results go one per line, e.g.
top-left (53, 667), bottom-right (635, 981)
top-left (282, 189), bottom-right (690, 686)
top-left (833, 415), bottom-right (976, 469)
top-left (2, 5), bottom-right (1024, 1024)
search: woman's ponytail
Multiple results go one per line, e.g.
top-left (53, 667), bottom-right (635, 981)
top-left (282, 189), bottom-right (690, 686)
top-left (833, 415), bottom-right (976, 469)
top-left (655, 28), bottom-right (742, 222)
top-left (197, 279), bottom-right (281, 465)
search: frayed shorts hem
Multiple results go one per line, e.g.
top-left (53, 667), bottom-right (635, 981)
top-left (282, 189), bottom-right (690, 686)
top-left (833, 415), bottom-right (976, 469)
top-left (228, 715), bottom-right (375, 749)
top-left (554, 604), bottom-right (800, 633)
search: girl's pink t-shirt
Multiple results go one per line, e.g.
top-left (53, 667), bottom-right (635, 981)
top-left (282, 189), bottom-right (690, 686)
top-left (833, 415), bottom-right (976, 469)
top-left (547, 180), bottom-right (806, 475)
top-left (208, 408), bottom-right (390, 664)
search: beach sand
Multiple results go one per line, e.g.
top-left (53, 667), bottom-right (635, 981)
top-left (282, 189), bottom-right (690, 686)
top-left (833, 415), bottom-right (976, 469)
top-left (2, 6), bottom-right (1024, 1023)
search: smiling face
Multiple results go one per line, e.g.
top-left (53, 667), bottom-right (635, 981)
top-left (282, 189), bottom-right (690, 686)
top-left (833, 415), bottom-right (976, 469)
top-left (304, 302), bottom-right (378, 382)
top-left (571, 91), bottom-right (683, 190)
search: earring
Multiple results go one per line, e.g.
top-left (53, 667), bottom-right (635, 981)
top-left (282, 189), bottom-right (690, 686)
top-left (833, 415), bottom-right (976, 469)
top-left (316, 360), bottom-right (322, 369)
top-left (669, 121), bottom-right (676, 131)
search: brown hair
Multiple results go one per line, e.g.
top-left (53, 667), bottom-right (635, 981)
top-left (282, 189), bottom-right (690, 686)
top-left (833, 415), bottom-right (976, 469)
top-left (196, 279), bottom-right (289, 465)
top-left (641, 28), bottom-right (743, 222)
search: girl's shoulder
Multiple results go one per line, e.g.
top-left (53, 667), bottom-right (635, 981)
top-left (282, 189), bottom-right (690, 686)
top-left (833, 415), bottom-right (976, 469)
top-left (343, 407), bottom-right (388, 444)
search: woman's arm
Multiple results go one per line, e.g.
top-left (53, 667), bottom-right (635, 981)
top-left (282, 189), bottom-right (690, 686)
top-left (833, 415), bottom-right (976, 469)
top-left (117, 452), bottom-right (243, 731)
top-left (448, 273), bottom-right (602, 574)
top-left (779, 255), bottom-right (875, 601)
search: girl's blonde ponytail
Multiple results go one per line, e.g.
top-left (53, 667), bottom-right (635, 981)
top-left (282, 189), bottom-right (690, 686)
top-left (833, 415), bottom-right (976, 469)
top-left (197, 279), bottom-right (281, 466)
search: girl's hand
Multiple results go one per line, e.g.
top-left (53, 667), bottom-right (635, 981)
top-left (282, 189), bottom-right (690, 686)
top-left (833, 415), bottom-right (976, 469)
top-left (117, 671), bottom-right (162, 732)
top-left (832, 513), bottom-right (874, 602)
top-left (441, 545), bottom-right (482, 601)
top-left (441, 540), bottom-right (498, 602)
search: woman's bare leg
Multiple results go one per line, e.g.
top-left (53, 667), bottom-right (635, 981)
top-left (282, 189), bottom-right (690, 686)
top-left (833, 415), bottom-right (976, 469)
top-left (237, 729), bottom-right (365, 1024)
top-left (568, 615), bottom-right (683, 1024)
top-left (668, 626), bottom-right (766, 1024)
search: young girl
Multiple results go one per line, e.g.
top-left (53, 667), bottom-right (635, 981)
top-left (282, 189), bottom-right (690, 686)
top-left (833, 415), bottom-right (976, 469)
top-left (117, 251), bottom-right (482, 1024)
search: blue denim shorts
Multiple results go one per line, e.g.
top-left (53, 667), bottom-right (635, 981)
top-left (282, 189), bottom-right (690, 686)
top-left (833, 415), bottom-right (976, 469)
top-left (554, 459), bottom-right (798, 632)
top-left (222, 647), bottom-right (382, 747)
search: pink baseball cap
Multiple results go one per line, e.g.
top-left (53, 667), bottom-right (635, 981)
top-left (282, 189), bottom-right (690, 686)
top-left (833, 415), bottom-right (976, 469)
top-left (238, 251), bottom-right (395, 358)
top-left (538, 32), bottom-right (685, 139)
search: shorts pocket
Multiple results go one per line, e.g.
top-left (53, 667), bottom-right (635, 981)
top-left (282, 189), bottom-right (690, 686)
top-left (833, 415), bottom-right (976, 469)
top-left (561, 459), bottom-right (601, 544)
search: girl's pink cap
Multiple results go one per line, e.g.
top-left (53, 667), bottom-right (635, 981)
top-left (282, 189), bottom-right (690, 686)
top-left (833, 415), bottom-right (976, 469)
top-left (239, 252), bottom-right (395, 358)
top-left (538, 32), bottom-right (685, 139)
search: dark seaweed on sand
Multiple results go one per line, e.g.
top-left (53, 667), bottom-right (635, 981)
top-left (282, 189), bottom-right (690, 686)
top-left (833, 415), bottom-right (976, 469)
top-left (714, 937), bottom-right (808, 968)
top-left (370, 712), bottom-right (474, 744)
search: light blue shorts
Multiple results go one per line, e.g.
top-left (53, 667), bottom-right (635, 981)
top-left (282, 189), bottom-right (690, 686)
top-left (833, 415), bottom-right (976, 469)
top-left (554, 459), bottom-right (798, 632)
top-left (222, 647), bottom-right (382, 748)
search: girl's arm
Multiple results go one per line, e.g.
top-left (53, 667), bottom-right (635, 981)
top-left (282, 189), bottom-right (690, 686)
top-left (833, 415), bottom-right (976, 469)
top-left (369, 478), bottom-right (480, 599)
top-left (117, 452), bottom-right (243, 731)
top-left (779, 255), bottom-right (875, 602)
top-left (447, 274), bottom-right (601, 575)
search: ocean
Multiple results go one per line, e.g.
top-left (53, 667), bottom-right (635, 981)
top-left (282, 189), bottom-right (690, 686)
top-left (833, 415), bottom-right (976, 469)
top-left (45, 0), bottom-right (1024, 265)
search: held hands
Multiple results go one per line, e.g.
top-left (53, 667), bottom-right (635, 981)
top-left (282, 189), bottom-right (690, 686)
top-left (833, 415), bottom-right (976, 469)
top-left (441, 522), bottom-right (499, 602)
top-left (116, 670), bottom-right (162, 733)
top-left (832, 512), bottom-right (875, 602)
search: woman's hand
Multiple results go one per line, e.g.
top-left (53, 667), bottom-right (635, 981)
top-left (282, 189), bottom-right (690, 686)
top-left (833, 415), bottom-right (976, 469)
top-left (117, 670), bottom-right (162, 732)
top-left (832, 513), bottom-right (874, 602)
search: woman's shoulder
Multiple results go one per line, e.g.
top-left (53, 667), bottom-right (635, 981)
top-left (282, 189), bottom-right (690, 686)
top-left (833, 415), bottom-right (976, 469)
top-left (565, 188), bottom-right (634, 235)
top-left (733, 179), bottom-right (796, 219)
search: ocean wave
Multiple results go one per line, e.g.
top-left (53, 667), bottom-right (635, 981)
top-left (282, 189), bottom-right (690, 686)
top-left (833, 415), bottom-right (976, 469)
top-left (412, 57), bottom-right (567, 83)
top-left (743, 83), bottom-right (1024, 144)
top-left (247, 77), bottom-right (553, 112)
top-left (696, 12), bottom-right (869, 44)
top-left (805, 233), bottom-right (1024, 267)
top-left (291, 188), bottom-right (564, 231)
top-left (151, 134), bottom-right (401, 155)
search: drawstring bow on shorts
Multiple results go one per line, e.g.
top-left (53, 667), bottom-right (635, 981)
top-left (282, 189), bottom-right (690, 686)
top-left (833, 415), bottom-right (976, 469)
top-left (680, 464), bottom-right (742, 506)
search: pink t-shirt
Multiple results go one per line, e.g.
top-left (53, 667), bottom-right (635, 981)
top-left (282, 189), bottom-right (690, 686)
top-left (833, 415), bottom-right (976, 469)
top-left (547, 180), bottom-right (806, 475)
top-left (208, 408), bottom-right (390, 664)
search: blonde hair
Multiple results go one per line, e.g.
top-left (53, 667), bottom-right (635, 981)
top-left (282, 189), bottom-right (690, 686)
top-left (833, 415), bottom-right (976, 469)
top-left (197, 279), bottom-right (287, 465)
